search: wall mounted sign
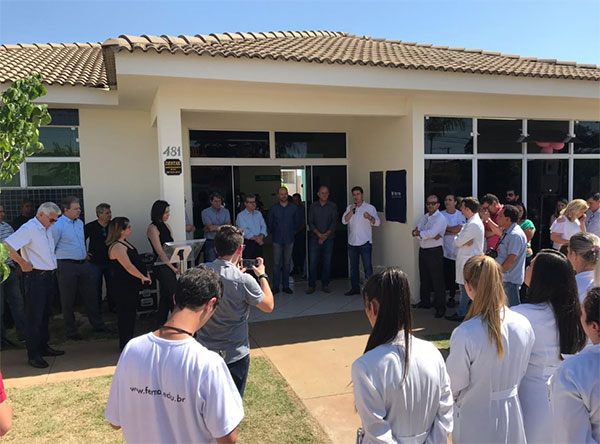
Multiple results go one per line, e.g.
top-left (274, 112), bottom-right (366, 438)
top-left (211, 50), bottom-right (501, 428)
top-left (385, 170), bottom-right (407, 223)
top-left (164, 158), bottom-right (182, 176)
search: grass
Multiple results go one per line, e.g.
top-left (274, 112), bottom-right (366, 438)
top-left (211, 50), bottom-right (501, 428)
top-left (3, 357), bottom-right (331, 444)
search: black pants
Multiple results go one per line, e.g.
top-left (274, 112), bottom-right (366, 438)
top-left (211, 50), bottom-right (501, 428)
top-left (23, 271), bottom-right (55, 360)
top-left (418, 246), bottom-right (446, 311)
top-left (154, 265), bottom-right (177, 326)
top-left (227, 354), bottom-right (250, 398)
top-left (443, 257), bottom-right (458, 299)
top-left (116, 285), bottom-right (139, 350)
top-left (243, 239), bottom-right (263, 260)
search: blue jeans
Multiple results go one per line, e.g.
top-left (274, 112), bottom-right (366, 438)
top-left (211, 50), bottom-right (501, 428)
top-left (0, 268), bottom-right (28, 341)
top-left (272, 243), bottom-right (294, 289)
top-left (503, 282), bottom-right (521, 307)
top-left (227, 354), bottom-right (250, 398)
top-left (348, 242), bottom-right (373, 292)
top-left (204, 239), bottom-right (217, 263)
top-left (456, 284), bottom-right (471, 317)
top-left (309, 237), bottom-right (334, 288)
top-left (89, 262), bottom-right (114, 310)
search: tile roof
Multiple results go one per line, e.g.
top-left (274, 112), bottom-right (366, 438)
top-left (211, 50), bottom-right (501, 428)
top-left (1, 31), bottom-right (599, 90)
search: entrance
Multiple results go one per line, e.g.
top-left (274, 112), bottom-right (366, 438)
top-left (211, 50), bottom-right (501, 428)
top-left (191, 165), bottom-right (348, 280)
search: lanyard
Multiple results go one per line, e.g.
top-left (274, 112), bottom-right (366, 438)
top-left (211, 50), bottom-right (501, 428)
top-left (159, 325), bottom-right (194, 337)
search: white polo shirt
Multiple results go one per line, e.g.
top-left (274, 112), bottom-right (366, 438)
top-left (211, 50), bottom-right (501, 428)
top-left (342, 202), bottom-right (381, 246)
top-left (5, 217), bottom-right (57, 271)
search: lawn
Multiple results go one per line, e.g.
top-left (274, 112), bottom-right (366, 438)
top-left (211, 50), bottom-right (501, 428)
top-left (3, 356), bottom-right (331, 444)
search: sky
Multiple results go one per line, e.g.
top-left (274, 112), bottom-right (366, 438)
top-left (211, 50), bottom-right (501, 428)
top-left (1, 0), bottom-right (599, 65)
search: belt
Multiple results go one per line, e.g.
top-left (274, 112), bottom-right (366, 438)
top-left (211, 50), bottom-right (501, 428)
top-left (490, 384), bottom-right (518, 401)
top-left (58, 259), bottom-right (86, 264)
top-left (28, 269), bottom-right (56, 275)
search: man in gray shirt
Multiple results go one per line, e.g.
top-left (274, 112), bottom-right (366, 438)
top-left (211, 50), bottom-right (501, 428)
top-left (196, 225), bottom-right (274, 397)
top-left (495, 205), bottom-right (527, 307)
top-left (307, 186), bottom-right (338, 294)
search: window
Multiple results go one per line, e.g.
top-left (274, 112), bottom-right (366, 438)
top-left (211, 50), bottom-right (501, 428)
top-left (424, 117), bottom-right (472, 154)
top-left (275, 132), bottom-right (346, 158)
top-left (574, 158), bottom-right (600, 199)
top-left (478, 159), bottom-right (521, 201)
top-left (189, 131), bottom-right (269, 158)
top-left (27, 163), bottom-right (81, 186)
top-left (477, 119), bottom-right (522, 154)
top-left (34, 127), bottom-right (79, 157)
top-left (425, 160), bottom-right (472, 202)
top-left (574, 121), bottom-right (600, 154)
top-left (526, 120), bottom-right (569, 154)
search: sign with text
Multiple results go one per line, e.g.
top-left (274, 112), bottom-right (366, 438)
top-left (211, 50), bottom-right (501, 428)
top-left (164, 158), bottom-right (182, 176)
top-left (385, 170), bottom-right (407, 223)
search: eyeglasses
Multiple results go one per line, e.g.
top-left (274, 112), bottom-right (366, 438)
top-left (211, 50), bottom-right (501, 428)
top-left (426, 202), bottom-right (438, 206)
top-left (48, 218), bottom-right (58, 224)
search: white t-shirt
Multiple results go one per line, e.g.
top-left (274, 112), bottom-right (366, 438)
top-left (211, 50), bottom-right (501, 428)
top-left (105, 333), bottom-right (244, 444)
top-left (440, 210), bottom-right (466, 259)
top-left (550, 216), bottom-right (582, 250)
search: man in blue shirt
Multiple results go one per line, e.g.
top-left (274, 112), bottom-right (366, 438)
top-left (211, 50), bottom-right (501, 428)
top-left (268, 187), bottom-right (300, 294)
top-left (495, 205), bottom-right (527, 307)
top-left (235, 194), bottom-right (267, 260)
top-left (201, 192), bottom-right (231, 263)
top-left (50, 196), bottom-right (107, 340)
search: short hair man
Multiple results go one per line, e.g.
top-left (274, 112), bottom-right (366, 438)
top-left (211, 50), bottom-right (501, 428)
top-left (495, 205), bottom-right (528, 307)
top-left (235, 194), bottom-right (267, 260)
top-left (267, 187), bottom-right (301, 294)
top-left (342, 186), bottom-right (381, 295)
top-left (105, 267), bottom-right (244, 444)
top-left (479, 193), bottom-right (503, 253)
top-left (50, 196), bottom-right (107, 340)
top-left (505, 188), bottom-right (520, 204)
top-left (201, 192), bottom-right (231, 263)
top-left (84, 203), bottom-right (114, 311)
top-left (446, 197), bottom-right (485, 322)
top-left (440, 194), bottom-right (466, 308)
top-left (10, 199), bottom-right (35, 231)
top-left (585, 192), bottom-right (600, 237)
top-left (307, 185), bottom-right (338, 294)
top-left (3, 202), bottom-right (65, 368)
top-left (412, 195), bottom-right (448, 318)
top-left (196, 225), bottom-right (274, 397)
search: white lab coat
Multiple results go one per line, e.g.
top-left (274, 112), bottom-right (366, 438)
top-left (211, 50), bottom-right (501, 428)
top-left (551, 343), bottom-right (600, 443)
top-left (446, 307), bottom-right (535, 443)
top-left (512, 302), bottom-right (561, 444)
top-left (453, 213), bottom-right (485, 285)
top-left (352, 334), bottom-right (453, 443)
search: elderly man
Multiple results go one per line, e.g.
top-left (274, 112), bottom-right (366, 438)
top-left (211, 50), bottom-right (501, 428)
top-left (235, 194), bottom-right (267, 260)
top-left (412, 195), bottom-right (448, 318)
top-left (3, 202), bottom-right (65, 368)
top-left (85, 203), bottom-right (113, 311)
top-left (51, 196), bottom-right (107, 340)
top-left (585, 192), bottom-right (600, 237)
top-left (495, 205), bottom-right (528, 307)
top-left (201, 193), bottom-right (231, 262)
top-left (479, 193), bottom-right (503, 253)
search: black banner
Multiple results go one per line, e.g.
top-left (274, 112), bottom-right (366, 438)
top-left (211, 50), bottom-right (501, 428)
top-left (385, 170), bottom-right (407, 223)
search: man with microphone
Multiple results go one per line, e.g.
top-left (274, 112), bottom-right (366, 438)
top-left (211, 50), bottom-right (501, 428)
top-left (342, 186), bottom-right (381, 295)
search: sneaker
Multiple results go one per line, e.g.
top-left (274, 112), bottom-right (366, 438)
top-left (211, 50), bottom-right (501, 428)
top-left (306, 287), bottom-right (315, 295)
top-left (282, 287), bottom-right (293, 294)
top-left (322, 286), bottom-right (332, 293)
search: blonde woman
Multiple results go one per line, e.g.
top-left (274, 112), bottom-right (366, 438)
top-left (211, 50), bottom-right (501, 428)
top-left (568, 232), bottom-right (600, 302)
top-left (446, 255), bottom-right (535, 443)
top-left (550, 198), bottom-right (588, 251)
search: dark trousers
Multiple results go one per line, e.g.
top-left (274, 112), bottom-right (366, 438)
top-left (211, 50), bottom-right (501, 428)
top-left (23, 272), bottom-right (55, 360)
top-left (227, 354), bottom-right (250, 398)
top-left (418, 246), bottom-right (446, 311)
top-left (89, 262), bottom-right (115, 311)
top-left (349, 242), bottom-right (373, 292)
top-left (154, 264), bottom-right (177, 326)
top-left (243, 239), bottom-right (263, 260)
top-left (57, 261), bottom-right (105, 336)
top-left (204, 239), bottom-right (217, 263)
top-left (292, 232), bottom-right (306, 274)
top-left (0, 267), bottom-right (28, 341)
top-left (309, 237), bottom-right (334, 288)
top-left (117, 287), bottom-right (139, 350)
top-left (443, 257), bottom-right (458, 299)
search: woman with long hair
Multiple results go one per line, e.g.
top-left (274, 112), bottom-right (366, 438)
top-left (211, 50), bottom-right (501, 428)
top-left (446, 255), bottom-right (534, 443)
top-left (107, 217), bottom-right (151, 349)
top-left (550, 198), bottom-right (588, 252)
top-left (512, 249), bottom-right (586, 443)
top-left (351, 268), bottom-right (452, 443)
top-left (568, 232), bottom-right (600, 302)
top-left (147, 200), bottom-right (178, 325)
top-left (551, 287), bottom-right (600, 443)
top-left (549, 198), bottom-right (568, 227)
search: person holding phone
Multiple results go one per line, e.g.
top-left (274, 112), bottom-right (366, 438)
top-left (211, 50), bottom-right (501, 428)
top-left (196, 225), bottom-right (274, 397)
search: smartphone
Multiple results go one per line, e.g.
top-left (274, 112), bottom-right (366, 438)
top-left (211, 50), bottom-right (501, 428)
top-left (241, 259), bottom-right (259, 269)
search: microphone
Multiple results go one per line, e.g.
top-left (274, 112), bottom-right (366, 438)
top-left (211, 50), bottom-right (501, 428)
top-left (352, 200), bottom-right (357, 214)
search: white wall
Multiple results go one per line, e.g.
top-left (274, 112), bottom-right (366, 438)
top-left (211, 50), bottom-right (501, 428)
top-left (79, 108), bottom-right (159, 251)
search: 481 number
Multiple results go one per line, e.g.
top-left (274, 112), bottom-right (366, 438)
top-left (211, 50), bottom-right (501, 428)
top-left (163, 146), bottom-right (181, 157)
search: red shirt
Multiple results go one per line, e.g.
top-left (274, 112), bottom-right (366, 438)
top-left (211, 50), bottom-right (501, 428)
top-left (485, 204), bottom-right (503, 251)
top-left (0, 370), bottom-right (6, 404)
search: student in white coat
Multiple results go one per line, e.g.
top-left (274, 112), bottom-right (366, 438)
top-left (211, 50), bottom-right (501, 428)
top-left (351, 268), bottom-right (453, 444)
top-left (567, 232), bottom-right (600, 303)
top-left (512, 249), bottom-right (587, 444)
top-left (551, 287), bottom-right (600, 443)
top-left (446, 255), bottom-right (535, 444)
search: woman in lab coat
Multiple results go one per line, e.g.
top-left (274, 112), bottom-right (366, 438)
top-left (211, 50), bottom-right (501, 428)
top-left (351, 267), bottom-right (453, 443)
top-left (446, 255), bottom-right (535, 444)
top-left (568, 232), bottom-right (600, 302)
top-left (512, 249), bottom-right (587, 443)
top-left (552, 287), bottom-right (600, 443)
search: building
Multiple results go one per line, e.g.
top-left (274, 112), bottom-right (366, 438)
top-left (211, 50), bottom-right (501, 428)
top-left (1, 31), bottom-right (598, 291)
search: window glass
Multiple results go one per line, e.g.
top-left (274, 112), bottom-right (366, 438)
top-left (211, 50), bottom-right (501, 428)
top-left (424, 117), bottom-right (473, 154)
top-left (34, 127), bottom-right (80, 157)
top-left (275, 132), bottom-right (346, 158)
top-left (574, 158), bottom-right (600, 199)
top-left (574, 121), bottom-right (600, 154)
top-left (526, 120), bottom-right (569, 154)
top-left (0, 174), bottom-right (20, 188)
top-left (189, 131), bottom-right (269, 158)
top-left (48, 109), bottom-right (79, 126)
top-left (477, 119), bottom-right (523, 154)
top-left (478, 159), bottom-right (521, 203)
top-left (425, 160), bottom-right (472, 205)
top-left (27, 163), bottom-right (81, 186)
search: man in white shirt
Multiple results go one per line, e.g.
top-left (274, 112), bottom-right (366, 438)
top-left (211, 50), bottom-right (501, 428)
top-left (446, 197), bottom-right (485, 322)
top-left (412, 195), bottom-right (448, 318)
top-left (586, 192), bottom-right (600, 237)
top-left (3, 202), bottom-right (65, 368)
top-left (440, 195), bottom-right (466, 308)
top-left (105, 266), bottom-right (244, 444)
top-left (342, 186), bottom-right (381, 295)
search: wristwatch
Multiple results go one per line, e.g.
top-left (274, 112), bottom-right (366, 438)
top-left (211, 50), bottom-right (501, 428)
top-left (258, 273), bottom-right (269, 282)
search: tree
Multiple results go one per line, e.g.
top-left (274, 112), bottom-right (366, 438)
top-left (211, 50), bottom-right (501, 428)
top-left (0, 73), bottom-right (51, 280)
